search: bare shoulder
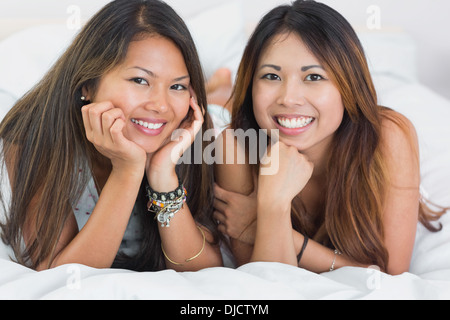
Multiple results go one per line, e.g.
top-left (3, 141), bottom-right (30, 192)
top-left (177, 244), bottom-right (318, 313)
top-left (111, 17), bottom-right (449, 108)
top-left (214, 127), bottom-right (255, 196)
top-left (380, 109), bottom-right (418, 155)
top-left (380, 109), bottom-right (420, 186)
top-left (381, 108), bottom-right (417, 138)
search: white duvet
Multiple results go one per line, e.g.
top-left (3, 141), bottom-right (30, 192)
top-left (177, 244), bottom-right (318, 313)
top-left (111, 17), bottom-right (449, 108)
top-left (1, 215), bottom-right (450, 300)
top-left (1, 1), bottom-right (450, 300)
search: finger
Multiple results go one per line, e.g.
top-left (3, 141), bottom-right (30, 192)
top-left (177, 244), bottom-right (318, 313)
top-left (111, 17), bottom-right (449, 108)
top-left (101, 108), bottom-right (125, 141)
top-left (179, 96), bottom-right (203, 131)
top-left (170, 96), bottom-right (204, 159)
top-left (213, 210), bottom-right (227, 224)
top-left (189, 86), bottom-right (200, 112)
top-left (213, 197), bottom-right (227, 213)
top-left (109, 117), bottom-right (126, 146)
top-left (87, 102), bottom-right (115, 139)
top-left (169, 128), bottom-right (192, 163)
top-left (81, 105), bottom-right (93, 140)
top-left (190, 95), bottom-right (205, 125)
top-left (217, 223), bottom-right (228, 236)
top-left (213, 183), bottom-right (229, 202)
top-left (251, 173), bottom-right (258, 196)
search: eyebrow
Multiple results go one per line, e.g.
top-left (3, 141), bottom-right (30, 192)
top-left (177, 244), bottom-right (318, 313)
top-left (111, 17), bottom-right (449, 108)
top-left (259, 64), bottom-right (324, 72)
top-left (129, 66), bottom-right (190, 82)
top-left (259, 64), bottom-right (281, 71)
top-left (301, 65), bottom-right (324, 72)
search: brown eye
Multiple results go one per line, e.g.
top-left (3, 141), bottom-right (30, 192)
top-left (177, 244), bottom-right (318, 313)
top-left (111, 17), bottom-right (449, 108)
top-left (170, 84), bottom-right (188, 91)
top-left (262, 73), bottom-right (281, 81)
top-left (305, 74), bottom-right (324, 81)
top-left (131, 78), bottom-right (148, 85)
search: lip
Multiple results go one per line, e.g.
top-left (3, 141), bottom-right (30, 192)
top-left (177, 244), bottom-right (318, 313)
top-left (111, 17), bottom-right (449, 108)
top-left (131, 117), bottom-right (167, 136)
top-left (273, 114), bottom-right (315, 135)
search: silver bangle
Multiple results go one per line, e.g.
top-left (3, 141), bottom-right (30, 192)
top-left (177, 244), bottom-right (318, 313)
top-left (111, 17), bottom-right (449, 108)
top-left (329, 249), bottom-right (342, 272)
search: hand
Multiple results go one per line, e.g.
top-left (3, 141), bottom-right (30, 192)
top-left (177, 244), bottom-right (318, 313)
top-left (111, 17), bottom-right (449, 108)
top-left (213, 181), bottom-right (258, 244)
top-left (258, 141), bottom-right (314, 211)
top-left (81, 101), bottom-right (146, 175)
top-left (146, 90), bottom-right (204, 191)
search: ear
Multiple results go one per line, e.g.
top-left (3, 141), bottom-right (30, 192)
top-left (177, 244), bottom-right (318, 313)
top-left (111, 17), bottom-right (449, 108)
top-left (81, 86), bottom-right (92, 102)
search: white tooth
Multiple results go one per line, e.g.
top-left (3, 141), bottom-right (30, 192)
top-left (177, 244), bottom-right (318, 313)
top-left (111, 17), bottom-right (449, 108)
top-left (133, 119), bottom-right (164, 130)
top-left (277, 117), bottom-right (314, 128)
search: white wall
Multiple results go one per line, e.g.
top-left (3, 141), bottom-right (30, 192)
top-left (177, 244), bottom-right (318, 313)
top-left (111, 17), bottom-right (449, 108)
top-left (0, 0), bottom-right (449, 99)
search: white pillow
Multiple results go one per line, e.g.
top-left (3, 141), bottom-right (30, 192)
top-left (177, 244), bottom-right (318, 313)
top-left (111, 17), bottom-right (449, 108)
top-left (185, 0), bottom-right (246, 81)
top-left (0, 0), bottom-right (246, 101)
top-left (0, 91), bottom-right (15, 121)
top-left (0, 24), bottom-right (77, 100)
top-left (358, 32), bottom-right (419, 84)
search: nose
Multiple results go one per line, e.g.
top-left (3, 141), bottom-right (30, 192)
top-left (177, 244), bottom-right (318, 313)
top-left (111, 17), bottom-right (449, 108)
top-left (277, 78), bottom-right (306, 108)
top-left (144, 84), bottom-right (168, 113)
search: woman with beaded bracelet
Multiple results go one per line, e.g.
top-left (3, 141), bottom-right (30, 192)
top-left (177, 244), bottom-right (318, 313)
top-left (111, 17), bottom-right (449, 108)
top-left (0, 0), bottom-right (223, 271)
top-left (213, 0), bottom-right (446, 275)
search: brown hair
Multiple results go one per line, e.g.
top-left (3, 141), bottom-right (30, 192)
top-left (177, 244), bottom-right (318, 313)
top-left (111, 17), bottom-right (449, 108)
top-left (231, 0), bottom-right (445, 271)
top-left (0, 0), bottom-right (217, 271)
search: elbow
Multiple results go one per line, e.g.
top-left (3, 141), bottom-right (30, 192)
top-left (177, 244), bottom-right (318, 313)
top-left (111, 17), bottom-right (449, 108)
top-left (387, 266), bottom-right (409, 276)
top-left (386, 261), bottom-right (410, 276)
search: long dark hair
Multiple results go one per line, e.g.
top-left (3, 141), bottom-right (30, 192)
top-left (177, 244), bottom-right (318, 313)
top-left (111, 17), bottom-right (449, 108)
top-left (0, 0), bottom-right (217, 271)
top-left (231, 0), bottom-right (445, 271)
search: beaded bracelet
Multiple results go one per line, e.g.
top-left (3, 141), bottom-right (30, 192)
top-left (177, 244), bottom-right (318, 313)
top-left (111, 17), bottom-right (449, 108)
top-left (146, 180), bottom-right (187, 227)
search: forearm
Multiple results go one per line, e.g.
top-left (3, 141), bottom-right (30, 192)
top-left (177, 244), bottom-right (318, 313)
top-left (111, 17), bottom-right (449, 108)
top-left (230, 238), bottom-right (253, 266)
top-left (157, 207), bottom-right (223, 271)
top-left (46, 169), bottom-right (143, 270)
top-left (292, 230), bottom-right (368, 273)
top-left (147, 171), bottom-right (222, 271)
top-left (251, 202), bottom-right (297, 266)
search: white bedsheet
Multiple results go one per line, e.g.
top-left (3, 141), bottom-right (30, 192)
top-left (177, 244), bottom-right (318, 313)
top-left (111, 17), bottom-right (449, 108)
top-left (1, 233), bottom-right (449, 300)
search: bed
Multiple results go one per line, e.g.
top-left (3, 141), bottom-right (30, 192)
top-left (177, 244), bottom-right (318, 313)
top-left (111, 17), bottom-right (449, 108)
top-left (1, 1), bottom-right (450, 300)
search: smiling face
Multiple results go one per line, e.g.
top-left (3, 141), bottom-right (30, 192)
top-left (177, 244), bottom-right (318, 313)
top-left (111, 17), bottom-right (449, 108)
top-left (88, 35), bottom-right (191, 154)
top-left (252, 32), bottom-right (344, 160)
